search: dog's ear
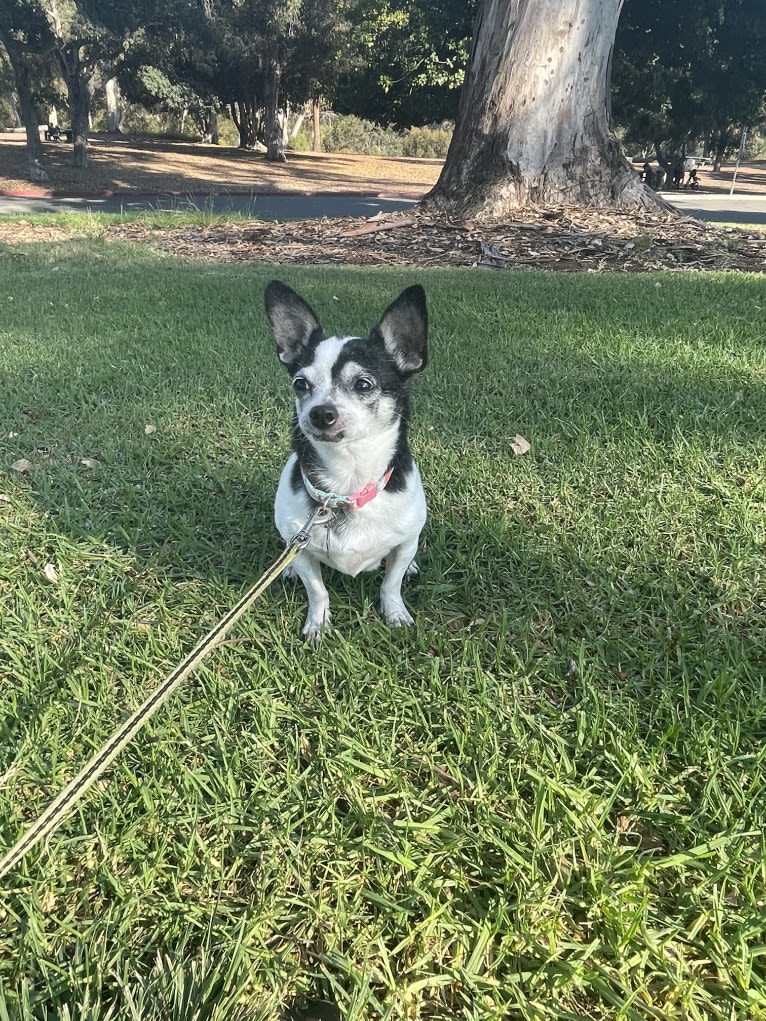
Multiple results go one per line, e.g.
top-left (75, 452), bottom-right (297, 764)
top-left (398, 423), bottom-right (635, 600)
top-left (373, 285), bottom-right (428, 375)
top-left (264, 280), bottom-right (323, 367)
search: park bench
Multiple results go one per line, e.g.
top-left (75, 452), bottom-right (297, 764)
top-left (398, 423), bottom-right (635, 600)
top-left (42, 125), bottom-right (74, 142)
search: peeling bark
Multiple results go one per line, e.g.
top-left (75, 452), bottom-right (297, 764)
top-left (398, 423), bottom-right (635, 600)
top-left (426, 0), bottom-right (668, 219)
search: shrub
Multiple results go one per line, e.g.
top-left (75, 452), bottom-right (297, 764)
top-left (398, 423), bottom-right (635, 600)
top-left (402, 125), bottom-right (453, 159)
top-left (289, 126), bottom-right (313, 151)
top-left (317, 114), bottom-right (452, 158)
top-left (321, 114), bottom-right (403, 156)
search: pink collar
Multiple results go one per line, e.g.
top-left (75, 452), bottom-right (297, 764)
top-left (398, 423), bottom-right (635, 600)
top-left (300, 466), bottom-right (394, 510)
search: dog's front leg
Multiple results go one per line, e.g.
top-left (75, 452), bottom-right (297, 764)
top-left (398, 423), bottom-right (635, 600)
top-left (291, 552), bottom-right (331, 640)
top-left (380, 538), bottom-right (420, 627)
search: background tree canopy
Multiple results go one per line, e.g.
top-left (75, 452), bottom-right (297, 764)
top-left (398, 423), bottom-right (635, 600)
top-left (613, 0), bottom-right (766, 169)
top-left (1, 0), bottom-right (764, 171)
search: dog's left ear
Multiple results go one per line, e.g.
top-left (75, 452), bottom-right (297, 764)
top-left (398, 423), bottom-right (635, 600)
top-left (374, 285), bottom-right (428, 375)
top-left (264, 280), bottom-right (323, 367)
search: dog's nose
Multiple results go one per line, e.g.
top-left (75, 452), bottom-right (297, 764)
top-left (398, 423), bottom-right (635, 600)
top-left (309, 404), bottom-right (338, 429)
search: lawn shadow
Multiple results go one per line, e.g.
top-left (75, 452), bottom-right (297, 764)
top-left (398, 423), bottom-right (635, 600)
top-left (2, 264), bottom-right (764, 673)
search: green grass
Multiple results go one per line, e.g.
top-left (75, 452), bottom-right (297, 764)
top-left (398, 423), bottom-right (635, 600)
top-left (0, 240), bottom-right (765, 1020)
top-left (707, 219), bottom-right (766, 233)
top-left (1, 205), bottom-right (261, 232)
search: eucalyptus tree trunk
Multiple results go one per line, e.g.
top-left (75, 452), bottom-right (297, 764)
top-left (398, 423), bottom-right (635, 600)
top-left (311, 96), bottom-right (321, 152)
top-left (105, 77), bottom-right (122, 133)
top-left (264, 49), bottom-right (287, 161)
top-left (54, 45), bottom-right (93, 168)
top-left (0, 34), bottom-right (43, 162)
top-left (202, 107), bottom-right (219, 144)
top-left (427, 0), bottom-right (663, 218)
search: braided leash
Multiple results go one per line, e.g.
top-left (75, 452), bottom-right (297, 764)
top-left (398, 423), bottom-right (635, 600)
top-left (0, 504), bottom-right (329, 881)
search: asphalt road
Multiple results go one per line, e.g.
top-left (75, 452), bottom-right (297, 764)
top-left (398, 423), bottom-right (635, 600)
top-left (666, 192), bottom-right (766, 225)
top-left (0, 191), bottom-right (418, 219)
top-left (0, 189), bottom-right (764, 224)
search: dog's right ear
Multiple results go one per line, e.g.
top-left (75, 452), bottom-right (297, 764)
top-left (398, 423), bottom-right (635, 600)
top-left (264, 280), bottom-right (323, 368)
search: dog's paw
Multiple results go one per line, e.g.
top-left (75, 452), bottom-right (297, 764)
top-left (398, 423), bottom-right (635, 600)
top-left (405, 560), bottom-right (419, 577)
top-left (382, 600), bottom-right (414, 628)
top-left (302, 610), bottom-right (331, 643)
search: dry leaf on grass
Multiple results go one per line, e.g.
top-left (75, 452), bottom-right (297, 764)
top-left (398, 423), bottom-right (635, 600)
top-left (511, 434), bottom-right (531, 455)
top-left (144, 424), bottom-right (157, 435)
top-left (10, 458), bottom-right (33, 473)
top-left (80, 457), bottom-right (102, 468)
top-left (43, 563), bottom-right (59, 583)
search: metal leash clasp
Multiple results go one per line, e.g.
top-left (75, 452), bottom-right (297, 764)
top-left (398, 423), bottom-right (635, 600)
top-left (290, 499), bottom-right (335, 550)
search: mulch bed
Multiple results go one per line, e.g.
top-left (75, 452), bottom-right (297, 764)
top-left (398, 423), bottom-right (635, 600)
top-left (2, 205), bottom-right (765, 273)
top-left (105, 206), bottom-right (766, 273)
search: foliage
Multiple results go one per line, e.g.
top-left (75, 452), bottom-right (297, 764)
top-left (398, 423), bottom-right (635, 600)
top-left (613, 0), bottom-right (766, 165)
top-left (315, 113), bottom-right (452, 157)
top-left (320, 112), bottom-right (402, 155)
top-left (401, 123), bottom-right (452, 158)
top-left (334, 0), bottom-right (475, 128)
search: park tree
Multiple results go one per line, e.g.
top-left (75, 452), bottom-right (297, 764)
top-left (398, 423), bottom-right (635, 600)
top-left (426, 0), bottom-right (658, 219)
top-left (283, 0), bottom-right (356, 151)
top-left (0, 0), bottom-right (55, 167)
top-left (335, 0), bottom-right (475, 128)
top-left (613, 0), bottom-right (766, 174)
top-left (47, 0), bottom-right (175, 167)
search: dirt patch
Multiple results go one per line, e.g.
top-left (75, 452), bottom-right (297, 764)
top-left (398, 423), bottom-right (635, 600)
top-left (0, 131), bottom-right (440, 197)
top-left (2, 131), bottom-right (765, 198)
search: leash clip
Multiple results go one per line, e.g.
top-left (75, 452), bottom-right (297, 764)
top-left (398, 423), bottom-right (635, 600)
top-left (290, 500), bottom-right (335, 549)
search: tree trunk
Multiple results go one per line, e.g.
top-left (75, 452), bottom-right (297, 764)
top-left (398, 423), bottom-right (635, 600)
top-left (69, 71), bottom-right (92, 168)
top-left (426, 0), bottom-right (665, 218)
top-left (290, 109), bottom-right (306, 138)
top-left (264, 50), bottom-right (286, 162)
top-left (232, 99), bottom-right (257, 148)
top-left (312, 96), bottom-right (321, 152)
top-left (202, 106), bottom-right (219, 144)
top-left (55, 45), bottom-right (92, 168)
top-left (1, 35), bottom-right (43, 162)
top-left (105, 77), bottom-right (122, 133)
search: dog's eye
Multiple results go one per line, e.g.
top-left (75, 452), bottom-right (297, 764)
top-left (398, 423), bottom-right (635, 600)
top-left (354, 377), bottom-right (375, 394)
top-left (293, 376), bottom-right (311, 395)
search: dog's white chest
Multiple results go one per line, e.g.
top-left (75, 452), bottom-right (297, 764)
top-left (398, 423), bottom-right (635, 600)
top-left (274, 455), bottom-right (426, 578)
top-left (310, 506), bottom-right (413, 576)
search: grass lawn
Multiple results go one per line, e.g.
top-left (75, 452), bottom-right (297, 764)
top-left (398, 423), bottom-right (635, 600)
top-left (0, 239), bottom-right (765, 1020)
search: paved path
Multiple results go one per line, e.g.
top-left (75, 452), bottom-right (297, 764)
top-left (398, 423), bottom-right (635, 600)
top-left (665, 192), bottom-right (766, 225)
top-left (0, 189), bottom-right (764, 225)
top-left (0, 191), bottom-right (418, 219)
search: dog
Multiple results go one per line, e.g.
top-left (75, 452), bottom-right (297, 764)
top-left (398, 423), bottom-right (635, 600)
top-left (264, 280), bottom-right (428, 639)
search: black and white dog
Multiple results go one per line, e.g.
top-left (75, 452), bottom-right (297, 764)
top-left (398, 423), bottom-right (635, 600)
top-left (264, 280), bottom-right (428, 638)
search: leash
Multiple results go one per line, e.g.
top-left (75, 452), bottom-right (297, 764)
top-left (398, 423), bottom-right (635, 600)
top-left (0, 502), bottom-right (331, 882)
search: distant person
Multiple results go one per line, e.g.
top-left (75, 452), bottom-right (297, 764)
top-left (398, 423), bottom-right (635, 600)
top-left (685, 167), bottom-right (699, 189)
top-left (642, 162), bottom-right (654, 188)
top-left (672, 160), bottom-right (684, 188)
top-left (654, 167), bottom-right (666, 190)
top-left (683, 156), bottom-right (697, 176)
